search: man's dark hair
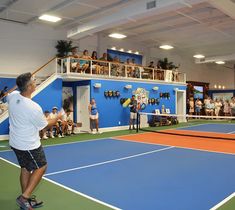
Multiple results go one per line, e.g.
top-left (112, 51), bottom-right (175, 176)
top-left (16, 72), bottom-right (32, 92)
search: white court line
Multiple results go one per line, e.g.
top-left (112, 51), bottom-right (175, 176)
top-left (210, 192), bottom-right (235, 210)
top-left (228, 131), bottom-right (235, 134)
top-left (113, 138), bottom-right (235, 156)
top-left (0, 137), bottom-right (111, 153)
top-left (0, 157), bottom-right (121, 210)
top-left (45, 146), bottom-right (174, 176)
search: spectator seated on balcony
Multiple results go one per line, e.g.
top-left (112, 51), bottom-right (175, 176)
top-left (126, 58), bottom-right (134, 77)
top-left (91, 51), bottom-right (101, 75)
top-left (156, 61), bottom-right (164, 80)
top-left (111, 56), bottom-right (122, 77)
top-left (69, 47), bottom-right (80, 72)
top-left (131, 59), bottom-right (140, 78)
top-left (99, 53), bottom-right (109, 75)
top-left (172, 67), bottom-right (179, 82)
top-left (76, 49), bottom-right (91, 73)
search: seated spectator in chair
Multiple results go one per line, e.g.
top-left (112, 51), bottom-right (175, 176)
top-left (131, 58), bottom-right (140, 78)
top-left (207, 99), bottom-right (215, 116)
top-left (76, 49), bottom-right (91, 73)
top-left (41, 111), bottom-right (51, 139)
top-left (214, 98), bottom-right (222, 117)
top-left (195, 98), bottom-right (202, 116)
top-left (148, 61), bottom-right (154, 68)
top-left (230, 97), bottom-right (235, 116)
top-left (189, 97), bottom-right (194, 116)
top-left (64, 110), bottom-right (75, 135)
top-left (91, 51), bottom-right (101, 74)
top-left (99, 53), bottom-right (109, 75)
top-left (49, 107), bottom-right (66, 138)
top-left (69, 47), bottom-right (80, 72)
top-left (223, 99), bottom-right (231, 116)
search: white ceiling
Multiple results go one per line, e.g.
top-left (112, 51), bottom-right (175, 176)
top-left (0, 0), bottom-right (235, 60)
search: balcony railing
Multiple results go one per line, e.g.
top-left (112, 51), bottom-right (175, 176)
top-left (57, 57), bottom-right (186, 83)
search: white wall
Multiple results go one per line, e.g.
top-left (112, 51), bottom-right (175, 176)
top-left (0, 21), bottom-right (67, 75)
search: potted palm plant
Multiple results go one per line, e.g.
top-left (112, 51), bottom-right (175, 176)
top-left (55, 40), bottom-right (73, 57)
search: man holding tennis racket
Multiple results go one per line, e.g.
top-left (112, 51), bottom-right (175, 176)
top-left (7, 72), bottom-right (63, 210)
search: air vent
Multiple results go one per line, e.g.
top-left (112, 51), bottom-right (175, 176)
top-left (147, 1), bottom-right (156, 10)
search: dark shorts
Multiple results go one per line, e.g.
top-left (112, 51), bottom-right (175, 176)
top-left (11, 145), bottom-right (47, 172)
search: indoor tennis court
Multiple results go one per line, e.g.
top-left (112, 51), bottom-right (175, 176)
top-left (1, 120), bottom-right (235, 210)
top-left (1, 0), bottom-right (235, 210)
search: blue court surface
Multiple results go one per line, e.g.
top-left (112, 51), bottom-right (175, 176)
top-left (1, 138), bottom-right (235, 210)
top-left (177, 123), bottom-right (235, 134)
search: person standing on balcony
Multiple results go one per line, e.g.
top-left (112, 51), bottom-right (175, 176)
top-left (7, 72), bottom-right (62, 210)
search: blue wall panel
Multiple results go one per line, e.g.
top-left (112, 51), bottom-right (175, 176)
top-left (33, 79), bottom-right (63, 112)
top-left (0, 78), bottom-right (63, 135)
top-left (90, 79), bottom-right (186, 128)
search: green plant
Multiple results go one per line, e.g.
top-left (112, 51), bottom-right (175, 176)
top-left (55, 40), bottom-right (73, 57)
top-left (158, 57), bottom-right (176, 70)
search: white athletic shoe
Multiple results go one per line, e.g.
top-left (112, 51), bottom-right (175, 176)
top-left (96, 131), bottom-right (102, 134)
top-left (91, 131), bottom-right (96, 134)
top-left (58, 134), bottom-right (62, 138)
top-left (42, 135), bottom-right (48, 140)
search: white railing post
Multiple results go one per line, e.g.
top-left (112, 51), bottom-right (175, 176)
top-left (108, 62), bottom-right (111, 77)
top-left (66, 57), bottom-right (71, 74)
top-left (90, 60), bottom-right (93, 75)
top-left (55, 58), bottom-right (58, 74)
top-left (60, 59), bottom-right (63, 73)
top-left (152, 68), bottom-right (154, 80)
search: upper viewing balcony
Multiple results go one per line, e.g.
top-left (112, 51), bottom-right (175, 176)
top-left (57, 57), bottom-right (186, 84)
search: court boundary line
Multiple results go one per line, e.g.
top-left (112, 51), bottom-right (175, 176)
top-left (112, 137), bottom-right (235, 156)
top-left (0, 137), bottom-right (111, 153)
top-left (45, 146), bottom-right (174, 176)
top-left (0, 157), bottom-right (122, 210)
top-left (210, 192), bottom-right (235, 210)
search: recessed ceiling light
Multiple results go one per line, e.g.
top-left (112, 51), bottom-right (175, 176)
top-left (120, 48), bottom-right (124, 52)
top-left (193, 54), bottom-right (205, 59)
top-left (128, 50), bottom-right (132, 53)
top-left (159, 45), bottom-right (174, 50)
top-left (109, 33), bottom-right (127, 39)
top-left (135, 51), bottom-right (139, 54)
top-left (222, 86), bottom-right (225, 89)
top-left (215, 61), bottom-right (225, 64)
top-left (39, 14), bottom-right (61, 22)
top-left (214, 85), bottom-right (217, 88)
top-left (111, 47), bottom-right (116, 50)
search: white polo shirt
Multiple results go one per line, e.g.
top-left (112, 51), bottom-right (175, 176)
top-left (7, 91), bottom-right (48, 150)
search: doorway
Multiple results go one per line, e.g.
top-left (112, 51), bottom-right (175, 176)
top-left (77, 85), bottom-right (90, 132)
top-left (176, 90), bottom-right (186, 122)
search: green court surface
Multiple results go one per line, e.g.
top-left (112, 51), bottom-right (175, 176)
top-left (219, 197), bottom-right (235, 210)
top-left (0, 159), bottom-right (113, 210)
top-left (1, 126), bottom-right (235, 210)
